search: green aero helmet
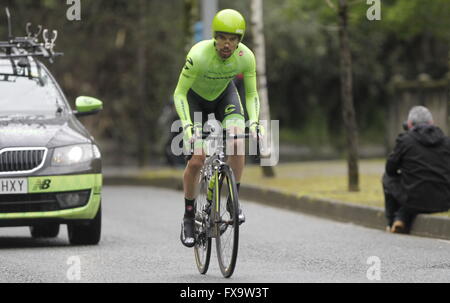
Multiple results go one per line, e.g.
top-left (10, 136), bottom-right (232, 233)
top-left (211, 9), bottom-right (246, 41)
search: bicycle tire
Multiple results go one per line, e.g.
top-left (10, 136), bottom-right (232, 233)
top-left (194, 175), bottom-right (212, 274)
top-left (215, 164), bottom-right (239, 278)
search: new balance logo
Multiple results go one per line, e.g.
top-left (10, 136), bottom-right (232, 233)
top-left (33, 179), bottom-right (52, 191)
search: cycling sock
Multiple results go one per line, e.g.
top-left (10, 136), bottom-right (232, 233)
top-left (184, 198), bottom-right (195, 218)
top-left (236, 183), bottom-right (240, 193)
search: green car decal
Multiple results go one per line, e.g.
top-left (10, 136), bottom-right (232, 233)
top-left (29, 174), bottom-right (102, 194)
top-left (0, 174), bottom-right (102, 220)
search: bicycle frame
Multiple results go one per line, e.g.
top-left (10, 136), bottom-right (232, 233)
top-left (196, 130), bottom-right (249, 238)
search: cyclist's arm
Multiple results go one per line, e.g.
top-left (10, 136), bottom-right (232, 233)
top-left (242, 51), bottom-right (260, 125)
top-left (173, 53), bottom-right (199, 129)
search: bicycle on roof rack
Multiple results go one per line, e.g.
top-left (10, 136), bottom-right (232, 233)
top-left (0, 7), bottom-right (63, 82)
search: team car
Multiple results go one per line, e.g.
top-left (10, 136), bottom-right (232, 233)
top-left (0, 10), bottom-right (103, 245)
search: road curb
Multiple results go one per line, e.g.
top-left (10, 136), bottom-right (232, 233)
top-left (103, 175), bottom-right (450, 240)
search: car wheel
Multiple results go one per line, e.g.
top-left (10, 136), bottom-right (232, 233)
top-left (30, 223), bottom-right (60, 238)
top-left (68, 204), bottom-right (102, 245)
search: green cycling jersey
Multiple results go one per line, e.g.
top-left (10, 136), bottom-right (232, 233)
top-left (173, 39), bottom-right (260, 129)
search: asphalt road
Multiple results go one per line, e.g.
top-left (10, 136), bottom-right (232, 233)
top-left (0, 186), bottom-right (449, 283)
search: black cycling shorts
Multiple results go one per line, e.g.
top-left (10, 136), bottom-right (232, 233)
top-left (187, 81), bottom-right (245, 130)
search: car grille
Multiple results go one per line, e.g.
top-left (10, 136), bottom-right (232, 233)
top-left (0, 148), bottom-right (47, 174)
top-left (0, 193), bottom-right (59, 213)
top-left (0, 190), bottom-right (90, 213)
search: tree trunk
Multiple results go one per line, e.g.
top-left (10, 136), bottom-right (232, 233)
top-left (184, 0), bottom-right (198, 52)
top-left (137, 0), bottom-right (148, 167)
top-left (251, 0), bottom-right (275, 178)
top-left (338, 0), bottom-right (359, 191)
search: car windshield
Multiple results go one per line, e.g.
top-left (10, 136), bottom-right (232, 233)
top-left (0, 60), bottom-right (67, 115)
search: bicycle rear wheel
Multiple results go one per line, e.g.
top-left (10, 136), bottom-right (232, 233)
top-left (194, 175), bottom-right (212, 274)
top-left (215, 165), bottom-right (239, 278)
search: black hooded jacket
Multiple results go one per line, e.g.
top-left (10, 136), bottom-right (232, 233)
top-left (386, 124), bottom-right (450, 212)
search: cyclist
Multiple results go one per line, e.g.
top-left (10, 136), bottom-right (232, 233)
top-left (173, 9), bottom-right (261, 247)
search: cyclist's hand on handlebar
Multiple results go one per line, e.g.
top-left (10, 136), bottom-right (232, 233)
top-left (249, 122), bottom-right (265, 141)
top-left (183, 124), bottom-right (202, 152)
top-left (183, 124), bottom-right (193, 146)
top-left (183, 124), bottom-right (194, 155)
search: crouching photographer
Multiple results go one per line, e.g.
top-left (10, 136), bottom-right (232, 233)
top-left (383, 106), bottom-right (450, 233)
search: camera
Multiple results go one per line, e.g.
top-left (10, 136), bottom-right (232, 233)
top-left (402, 121), bottom-right (409, 131)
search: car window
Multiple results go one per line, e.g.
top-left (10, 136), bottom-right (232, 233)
top-left (0, 61), bottom-right (67, 115)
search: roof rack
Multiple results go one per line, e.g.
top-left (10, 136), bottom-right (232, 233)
top-left (0, 7), bottom-right (63, 63)
top-left (0, 7), bottom-right (63, 82)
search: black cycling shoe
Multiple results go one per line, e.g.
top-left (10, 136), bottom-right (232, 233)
top-left (180, 216), bottom-right (195, 248)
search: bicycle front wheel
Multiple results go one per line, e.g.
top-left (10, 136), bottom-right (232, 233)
top-left (215, 165), bottom-right (239, 278)
top-left (194, 175), bottom-right (212, 274)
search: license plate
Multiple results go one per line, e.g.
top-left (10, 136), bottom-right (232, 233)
top-left (0, 178), bottom-right (28, 194)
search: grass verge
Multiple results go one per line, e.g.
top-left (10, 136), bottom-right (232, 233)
top-left (139, 159), bottom-right (450, 217)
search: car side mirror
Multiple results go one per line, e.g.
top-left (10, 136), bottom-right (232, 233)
top-left (73, 96), bottom-right (103, 117)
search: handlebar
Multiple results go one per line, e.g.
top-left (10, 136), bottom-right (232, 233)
top-left (197, 132), bottom-right (250, 140)
top-left (192, 127), bottom-right (258, 140)
top-left (185, 128), bottom-right (261, 162)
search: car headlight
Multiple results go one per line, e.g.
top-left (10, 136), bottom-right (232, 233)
top-left (52, 144), bottom-right (94, 166)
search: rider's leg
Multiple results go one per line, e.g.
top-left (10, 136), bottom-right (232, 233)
top-left (184, 152), bottom-right (206, 200)
top-left (184, 91), bottom-right (208, 200)
top-left (215, 80), bottom-right (246, 223)
top-left (180, 92), bottom-right (206, 247)
top-left (226, 127), bottom-right (245, 184)
top-left (224, 121), bottom-right (246, 223)
top-left (181, 150), bottom-right (206, 248)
